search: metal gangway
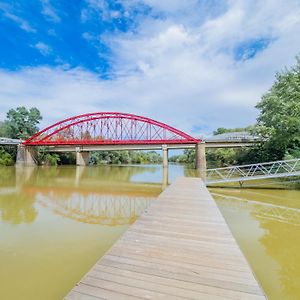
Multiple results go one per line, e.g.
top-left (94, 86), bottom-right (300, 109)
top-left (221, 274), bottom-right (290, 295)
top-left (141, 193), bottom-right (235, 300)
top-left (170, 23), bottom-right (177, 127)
top-left (0, 137), bottom-right (22, 145)
top-left (206, 158), bottom-right (300, 185)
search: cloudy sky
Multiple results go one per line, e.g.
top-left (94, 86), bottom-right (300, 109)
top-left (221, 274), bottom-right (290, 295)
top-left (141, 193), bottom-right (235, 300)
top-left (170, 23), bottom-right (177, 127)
top-left (0, 0), bottom-right (299, 136)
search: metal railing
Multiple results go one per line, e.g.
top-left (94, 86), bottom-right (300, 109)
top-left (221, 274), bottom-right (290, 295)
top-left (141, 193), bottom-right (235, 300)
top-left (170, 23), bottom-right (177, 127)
top-left (206, 158), bottom-right (300, 184)
top-left (0, 137), bottom-right (22, 145)
top-left (204, 131), bottom-right (263, 142)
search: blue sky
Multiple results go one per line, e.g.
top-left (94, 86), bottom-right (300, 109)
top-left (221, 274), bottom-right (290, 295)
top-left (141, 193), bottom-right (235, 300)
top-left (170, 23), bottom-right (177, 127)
top-left (0, 0), bottom-right (299, 136)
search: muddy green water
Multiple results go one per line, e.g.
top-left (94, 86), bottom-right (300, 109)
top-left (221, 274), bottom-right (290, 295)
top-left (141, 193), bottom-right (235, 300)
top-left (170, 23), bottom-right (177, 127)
top-left (0, 165), bottom-right (299, 299)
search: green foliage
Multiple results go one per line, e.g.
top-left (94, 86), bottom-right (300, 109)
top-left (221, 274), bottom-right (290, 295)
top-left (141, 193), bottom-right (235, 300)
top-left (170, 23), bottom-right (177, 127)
top-left (58, 152), bottom-right (76, 165)
top-left (0, 107), bottom-right (42, 165)
top-left (169, 148), bottom-right (250, 168)
top-left (213, 126), bottom-right (254, 135)
top-left (37, 150), bottom-right (60, 166)
top-left (254, 56), bottom-right (300, 161)
top-left (169, 149), bottom-right (195, 164)
top-left (207, 149), bottom-right (237, 167)
top-left (5, 106), bottom-right (42, 139)
top-left (44, 154), bottom-right (60, 166)
top-left (90, 150), bottom-right (162, 165)
top-left (0, 121), bottom-right (10, 137)
top-left (0, 147), bottom-right (14, 166)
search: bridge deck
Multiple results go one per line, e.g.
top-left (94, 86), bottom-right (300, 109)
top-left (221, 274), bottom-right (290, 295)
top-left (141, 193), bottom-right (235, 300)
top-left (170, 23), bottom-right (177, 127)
top-left (65, 177), bottom-right (266, 300)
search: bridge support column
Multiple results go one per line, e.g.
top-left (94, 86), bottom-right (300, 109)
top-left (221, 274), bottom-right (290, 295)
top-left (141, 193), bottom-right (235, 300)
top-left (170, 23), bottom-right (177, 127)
top-left (16, 145), bottom-right (37, 166)
top-left (76, 150), bottom-right (90, 166)
top-left (162, 145), bottom-right (168, 168)
top-left (195, 142), bottom-right (206, 178)
top-left (162, 166), bottom-right (169, 190)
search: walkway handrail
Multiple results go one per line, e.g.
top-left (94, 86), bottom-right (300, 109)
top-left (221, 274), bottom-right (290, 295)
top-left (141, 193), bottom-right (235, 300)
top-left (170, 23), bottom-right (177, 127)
top-left (206, 158), bottom-right (300, 184)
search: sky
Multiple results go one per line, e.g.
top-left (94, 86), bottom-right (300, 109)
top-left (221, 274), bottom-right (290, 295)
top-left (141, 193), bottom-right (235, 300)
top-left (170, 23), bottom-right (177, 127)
top-left (0, 0), bottom-right (299, 137)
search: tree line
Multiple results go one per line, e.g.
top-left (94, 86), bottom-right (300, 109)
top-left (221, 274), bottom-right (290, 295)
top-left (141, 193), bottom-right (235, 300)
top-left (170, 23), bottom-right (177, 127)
top-left (0, 56), bottom-right (299, 166)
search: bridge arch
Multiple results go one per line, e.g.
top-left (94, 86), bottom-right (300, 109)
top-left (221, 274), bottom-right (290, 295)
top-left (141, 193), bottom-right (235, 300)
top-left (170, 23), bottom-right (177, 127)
top-left (24, 112), bottom-right (200, 146)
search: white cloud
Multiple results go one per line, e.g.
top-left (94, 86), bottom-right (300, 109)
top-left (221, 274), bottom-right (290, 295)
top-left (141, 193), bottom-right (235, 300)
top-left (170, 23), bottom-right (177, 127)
top-left (0, 0), bottom-right (300, 136)
top-left (34, 42), bottom-right (51, 56)
top-left (40, 0), bottom-right (61, 23)
top-left (0, 3), bottom-right (36, 32)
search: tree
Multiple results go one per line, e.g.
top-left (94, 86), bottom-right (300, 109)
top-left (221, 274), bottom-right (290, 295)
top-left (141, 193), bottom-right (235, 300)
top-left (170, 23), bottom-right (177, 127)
top-left (90, 150), bottom-right (162, 165)
top-left (0, 121), bottom-right (9, 137)
top-left (213, 126), bottom-right (254, 135)
top-left (255, 56), bottom-right (300, 160)
top-left (0, 147), bottom-right (14, 166)
top-left (5, 106), bottom-right (42, 139)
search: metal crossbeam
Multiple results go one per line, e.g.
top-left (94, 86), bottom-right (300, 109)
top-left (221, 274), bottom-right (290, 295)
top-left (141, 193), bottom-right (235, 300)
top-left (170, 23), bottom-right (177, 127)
top-left (23, 112), bottom-right (200, 146)
top-left (206, 158), bottom-right (300, 184)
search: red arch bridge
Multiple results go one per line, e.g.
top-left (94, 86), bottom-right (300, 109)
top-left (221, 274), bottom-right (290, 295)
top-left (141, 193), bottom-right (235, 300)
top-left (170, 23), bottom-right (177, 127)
top-left (16, 112), bottom-right (206, 169)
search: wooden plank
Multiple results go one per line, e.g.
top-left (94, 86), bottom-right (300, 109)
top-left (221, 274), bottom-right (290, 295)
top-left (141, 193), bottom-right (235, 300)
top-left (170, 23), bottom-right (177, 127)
top-left (89, 265), bottom-right (265, 300)
top-left (65, 177), bottom-right (266, 299)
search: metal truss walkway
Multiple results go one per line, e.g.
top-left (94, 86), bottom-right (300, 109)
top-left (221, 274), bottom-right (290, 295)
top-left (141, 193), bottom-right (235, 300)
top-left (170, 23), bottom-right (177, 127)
top-left (206, 158), bottom-right (300, 185)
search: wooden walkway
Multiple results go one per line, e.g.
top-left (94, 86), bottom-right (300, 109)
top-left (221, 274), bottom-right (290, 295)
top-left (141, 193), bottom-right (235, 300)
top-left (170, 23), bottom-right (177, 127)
top-left (65, 177), bottom-right (266, 300)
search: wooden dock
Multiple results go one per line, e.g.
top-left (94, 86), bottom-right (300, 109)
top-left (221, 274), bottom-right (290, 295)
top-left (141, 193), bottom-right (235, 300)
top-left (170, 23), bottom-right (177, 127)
top-left (65, 177), bottom-right (266, 299)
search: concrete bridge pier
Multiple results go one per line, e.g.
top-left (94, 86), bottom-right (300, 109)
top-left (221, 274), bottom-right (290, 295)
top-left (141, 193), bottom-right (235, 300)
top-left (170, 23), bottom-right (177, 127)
top-left (195, 141), bottom-right (206, 178)
top-left (16, 145), bottom-right (37, 166)
top-left (162, 145), bottom-right (168, 168)
top-left (162, 166), bottom-right (169, 190)
top-left (15, 165), bottom-right (35, 189)
top-left (75, 166), bottom-right (86, 186)
top-left (76, 148), bottom-right (90, 166)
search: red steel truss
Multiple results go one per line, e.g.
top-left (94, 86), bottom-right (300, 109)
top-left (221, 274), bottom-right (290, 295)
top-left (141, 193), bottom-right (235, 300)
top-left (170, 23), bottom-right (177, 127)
top-left (23, 112), bottom-right (200, 146)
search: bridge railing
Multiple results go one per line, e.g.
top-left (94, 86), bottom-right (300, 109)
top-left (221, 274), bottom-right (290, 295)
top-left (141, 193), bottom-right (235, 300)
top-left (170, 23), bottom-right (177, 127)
top-left (0, 137), bottom-right (23, 145)
top-left (204, 131), bottom-right (263, 143)
top-left (206, 158), bottom-right (300, 184)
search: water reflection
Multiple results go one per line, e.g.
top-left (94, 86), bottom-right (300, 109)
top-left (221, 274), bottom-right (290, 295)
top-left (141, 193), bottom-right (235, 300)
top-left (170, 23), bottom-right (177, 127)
top-left (213, 189), bottom-right (300, 300)
top-left (0, 165), bottom-right (166, 226)
top-left (1, 165), bottom-right (300, 300)
top-left (0, 164), bottom-right (196, 300)
top-left (212, 192), bottom-right (300, 226)
top-left (0, 193), bottom-right (37, 224)
top-left (14, 165), bottom-right (169, 191)
top-left (37, 192), bottom-right (152, 225)
top-left (259, 220), bottom-right (300, 299)
top-left (0, 167), bottom-right (16, 187)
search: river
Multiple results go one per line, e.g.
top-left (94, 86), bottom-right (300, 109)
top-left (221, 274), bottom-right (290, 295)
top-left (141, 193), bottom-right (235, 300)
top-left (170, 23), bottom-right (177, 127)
top-left (0, 165), bottom-right (299, 299)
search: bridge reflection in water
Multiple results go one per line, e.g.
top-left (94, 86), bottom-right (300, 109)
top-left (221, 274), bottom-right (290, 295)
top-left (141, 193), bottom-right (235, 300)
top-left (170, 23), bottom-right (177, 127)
top-left (37, 192), bottom-right (154, 225)
top-left (0, 165), bottom-right (166, 226)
